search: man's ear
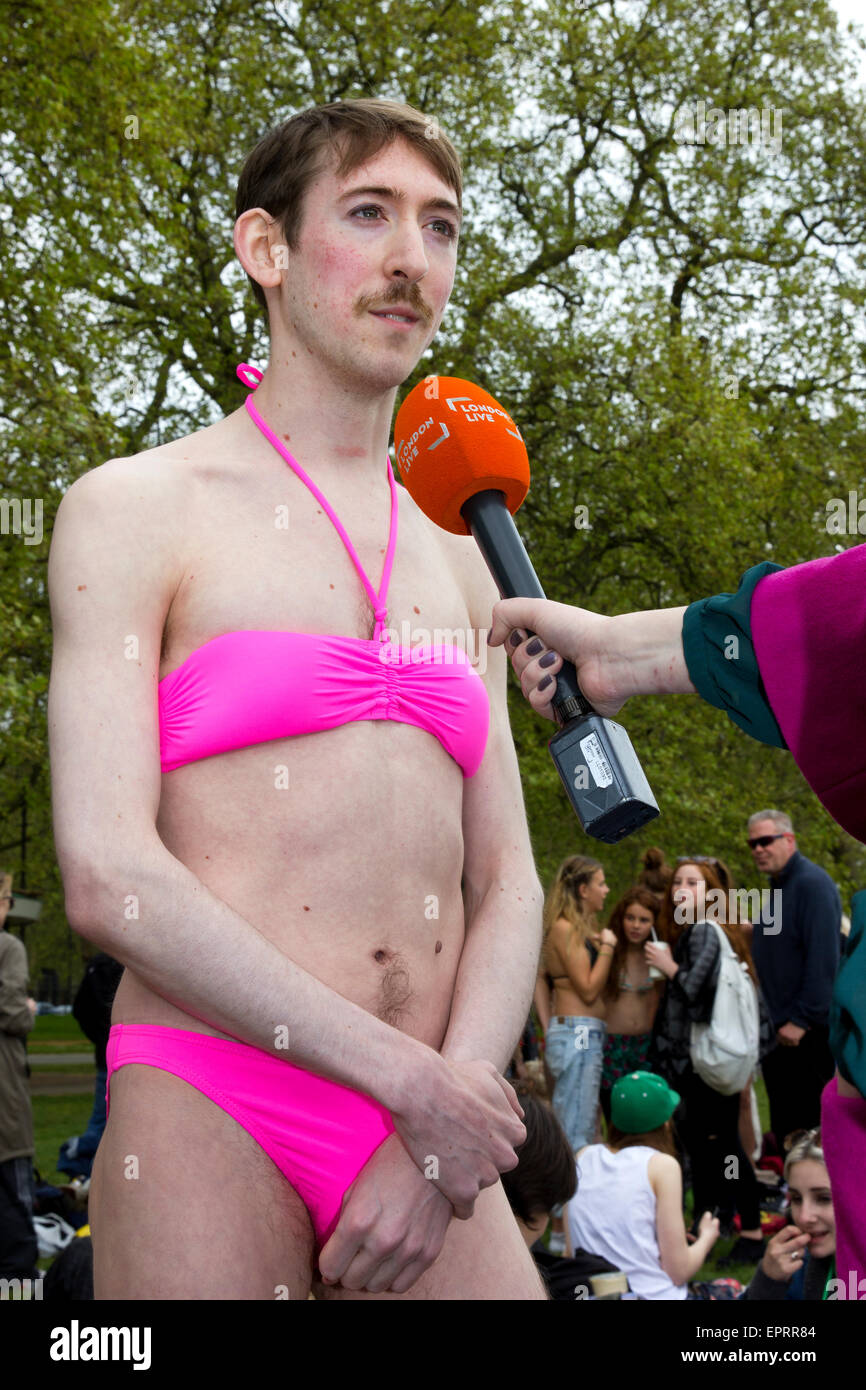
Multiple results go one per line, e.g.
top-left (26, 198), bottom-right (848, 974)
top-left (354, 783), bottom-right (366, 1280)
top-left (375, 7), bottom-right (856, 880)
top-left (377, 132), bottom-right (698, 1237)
top-left (234, 208), bottom-right (286, 295)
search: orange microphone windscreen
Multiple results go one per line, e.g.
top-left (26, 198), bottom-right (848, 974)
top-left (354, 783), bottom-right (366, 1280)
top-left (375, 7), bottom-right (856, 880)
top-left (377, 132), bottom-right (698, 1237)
top-left (393, 377), bottom-right (530, 534)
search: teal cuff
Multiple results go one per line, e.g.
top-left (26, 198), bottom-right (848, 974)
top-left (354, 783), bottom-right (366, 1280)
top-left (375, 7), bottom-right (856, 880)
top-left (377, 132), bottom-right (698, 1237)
top-left (830, 891), bottom-right (866, 1096)
top-left (682, 562), bottom-right (788, 749)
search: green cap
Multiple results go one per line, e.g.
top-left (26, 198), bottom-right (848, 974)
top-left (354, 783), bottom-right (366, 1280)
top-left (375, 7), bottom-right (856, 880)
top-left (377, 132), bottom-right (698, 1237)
top-left (611, 1071), bottom-right (680, 1133)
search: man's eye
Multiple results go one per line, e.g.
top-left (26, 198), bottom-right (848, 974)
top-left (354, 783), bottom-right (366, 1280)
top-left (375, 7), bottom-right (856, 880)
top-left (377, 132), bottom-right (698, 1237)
top-left (430, 219), bottom-right (458, 240)
top-left (350, 205), bottom-right (457, 239)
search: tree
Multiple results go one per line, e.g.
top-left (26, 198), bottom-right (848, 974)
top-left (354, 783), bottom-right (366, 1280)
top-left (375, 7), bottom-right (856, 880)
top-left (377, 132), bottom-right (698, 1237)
top-left (1, 0), bottom-right (864, 983)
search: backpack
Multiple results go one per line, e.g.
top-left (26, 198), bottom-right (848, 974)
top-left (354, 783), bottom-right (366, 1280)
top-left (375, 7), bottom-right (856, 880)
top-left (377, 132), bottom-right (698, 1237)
top-left (689, 923), bottom-right (759, 1094)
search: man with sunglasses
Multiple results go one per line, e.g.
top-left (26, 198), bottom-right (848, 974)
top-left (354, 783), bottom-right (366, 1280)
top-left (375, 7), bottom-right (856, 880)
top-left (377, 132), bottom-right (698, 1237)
top-left (746, 811), bottom-right (840, 1149)
top-left (0, 873), bottom-right (40, 1283)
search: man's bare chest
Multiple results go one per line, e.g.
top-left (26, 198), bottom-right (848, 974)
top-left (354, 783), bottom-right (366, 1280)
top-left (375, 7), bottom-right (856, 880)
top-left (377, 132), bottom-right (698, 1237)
top-left (158, 473), bottom-right (474, 678)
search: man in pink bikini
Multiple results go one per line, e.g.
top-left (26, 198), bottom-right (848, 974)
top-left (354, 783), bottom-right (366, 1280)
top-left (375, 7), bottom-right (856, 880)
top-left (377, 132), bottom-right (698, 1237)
top-left (47, 98), bottom-right (547, 1300)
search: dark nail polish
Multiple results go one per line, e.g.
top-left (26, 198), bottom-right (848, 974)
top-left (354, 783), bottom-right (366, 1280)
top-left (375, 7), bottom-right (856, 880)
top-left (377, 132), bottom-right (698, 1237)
top-left (538, 674), bottom-right (552, 691)
top-left (525, 637), bottom-right (543, 656)
top-left (539, 651), bottom-right (556, 668)
top-left (509, 631), bottom-right (522, 647)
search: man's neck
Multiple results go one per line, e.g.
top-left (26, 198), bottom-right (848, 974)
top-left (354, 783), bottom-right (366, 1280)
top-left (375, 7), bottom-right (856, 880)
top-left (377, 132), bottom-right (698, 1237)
top-left (771, 849), bottom-right (800, 884)
top-left (245, 351), bottom-right (400, 487)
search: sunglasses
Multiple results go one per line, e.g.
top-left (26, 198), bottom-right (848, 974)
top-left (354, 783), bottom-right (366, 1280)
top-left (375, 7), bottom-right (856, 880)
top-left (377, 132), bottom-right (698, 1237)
top-left (747, 834), bottom-right (787, 850)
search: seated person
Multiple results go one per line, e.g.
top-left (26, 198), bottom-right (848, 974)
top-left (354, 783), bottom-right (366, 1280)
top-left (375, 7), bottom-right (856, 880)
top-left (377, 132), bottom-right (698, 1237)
top-left (565, 1071), bottom-right (720, 1300)
top-left (501, 1090), bottom-right (619, 1300)
top-left (742, 1128), bottom-right (836, 1300)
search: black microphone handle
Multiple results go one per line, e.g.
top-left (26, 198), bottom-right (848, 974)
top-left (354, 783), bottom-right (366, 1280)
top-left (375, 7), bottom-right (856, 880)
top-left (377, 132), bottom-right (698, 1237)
top-left (460, 489), bottom-right (591, 725)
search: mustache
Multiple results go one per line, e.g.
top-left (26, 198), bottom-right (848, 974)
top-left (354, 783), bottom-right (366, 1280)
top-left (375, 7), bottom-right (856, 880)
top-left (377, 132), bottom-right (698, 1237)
top-left (357, 287), bottom-right (433, 324)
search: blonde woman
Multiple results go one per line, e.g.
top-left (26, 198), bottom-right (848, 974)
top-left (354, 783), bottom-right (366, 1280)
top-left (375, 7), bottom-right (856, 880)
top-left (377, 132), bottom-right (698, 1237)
top-left (540, 856), bottom-right (615, 1150)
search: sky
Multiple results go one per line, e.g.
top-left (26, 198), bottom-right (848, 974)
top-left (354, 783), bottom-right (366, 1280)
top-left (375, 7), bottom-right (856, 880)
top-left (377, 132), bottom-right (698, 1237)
top-left (829, 0), bottom-right (866, 79)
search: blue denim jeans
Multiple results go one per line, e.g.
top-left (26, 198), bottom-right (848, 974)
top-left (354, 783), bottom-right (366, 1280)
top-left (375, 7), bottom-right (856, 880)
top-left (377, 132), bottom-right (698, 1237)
top-left (545, 1017), bottom-right (607, 1151)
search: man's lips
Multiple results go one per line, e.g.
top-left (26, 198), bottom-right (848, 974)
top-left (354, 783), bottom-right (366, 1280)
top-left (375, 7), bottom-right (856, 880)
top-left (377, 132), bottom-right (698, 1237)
top-left (370, 309), bottom-right (420, 327)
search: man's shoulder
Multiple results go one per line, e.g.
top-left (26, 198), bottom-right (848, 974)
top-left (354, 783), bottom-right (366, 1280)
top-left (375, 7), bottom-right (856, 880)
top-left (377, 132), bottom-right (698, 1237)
top-left (791, 854), bottom-right (839, 893)
top-left (61, 418), bottom-right (224, 513)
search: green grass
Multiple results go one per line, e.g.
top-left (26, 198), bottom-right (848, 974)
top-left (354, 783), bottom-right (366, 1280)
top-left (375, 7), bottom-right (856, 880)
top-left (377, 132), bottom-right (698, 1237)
top-left (32, 1093), bottom-right (96, 1186)
top-left (29, 1062), bottom-right (96, 1073)
top-left (29, 1013), bottom-right (89, 1044)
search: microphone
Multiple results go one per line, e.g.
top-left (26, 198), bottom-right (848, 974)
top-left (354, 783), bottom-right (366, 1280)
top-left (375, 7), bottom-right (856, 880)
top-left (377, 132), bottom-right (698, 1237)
top-left (394, 376), bottom-right (659, 843)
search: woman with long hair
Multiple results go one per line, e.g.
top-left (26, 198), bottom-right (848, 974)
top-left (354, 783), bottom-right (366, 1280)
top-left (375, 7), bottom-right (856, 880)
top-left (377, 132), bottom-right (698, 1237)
top-left (540, 855), bottom-right (614, 1150)
top-left (599, 887), bottom-right (665, 1123)
top-left (647, 858), bottom-right (775, 1265)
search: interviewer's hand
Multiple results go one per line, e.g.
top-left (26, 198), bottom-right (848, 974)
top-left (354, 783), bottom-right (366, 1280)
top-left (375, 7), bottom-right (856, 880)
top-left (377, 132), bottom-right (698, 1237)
top-left (488, 598), bottom-right (693, 721)
top-left (488, 599), bottom-right (623, 719)
top-left (318, 1133), bottom-right (453, 1294)
top-left (391, 1056), bottom-right (526, 1220)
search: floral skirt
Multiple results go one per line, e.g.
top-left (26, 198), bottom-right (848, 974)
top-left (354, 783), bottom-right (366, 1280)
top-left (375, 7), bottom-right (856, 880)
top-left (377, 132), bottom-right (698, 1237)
top-left (601, 1031), bottom-right (652, 1092)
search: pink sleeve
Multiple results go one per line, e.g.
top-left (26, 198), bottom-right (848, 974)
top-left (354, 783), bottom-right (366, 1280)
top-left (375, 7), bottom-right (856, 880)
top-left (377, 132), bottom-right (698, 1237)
top-left (821, 1078), bottom-right (866, 1297)
top-left (750, 544), bottom-right (866, 843)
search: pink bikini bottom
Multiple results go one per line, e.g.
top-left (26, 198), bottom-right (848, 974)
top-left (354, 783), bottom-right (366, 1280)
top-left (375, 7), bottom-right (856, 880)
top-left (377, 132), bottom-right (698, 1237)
top-left (105, 1023), bottom-right (396, 1249)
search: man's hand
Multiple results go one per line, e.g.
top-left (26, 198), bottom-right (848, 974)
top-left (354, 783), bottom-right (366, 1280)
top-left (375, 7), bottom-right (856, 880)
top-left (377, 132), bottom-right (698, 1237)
top-left (317, 1133), bottom-right (453, 1294)
top-left (777, 1021), bottom-right (806, 1047)
top-left (392, 1056), bottom-right (526, 1219)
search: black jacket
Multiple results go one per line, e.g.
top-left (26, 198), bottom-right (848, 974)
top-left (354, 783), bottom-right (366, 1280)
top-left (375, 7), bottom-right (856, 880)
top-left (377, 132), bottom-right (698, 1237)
top-left (651, 921), bottom-right (775, 1084)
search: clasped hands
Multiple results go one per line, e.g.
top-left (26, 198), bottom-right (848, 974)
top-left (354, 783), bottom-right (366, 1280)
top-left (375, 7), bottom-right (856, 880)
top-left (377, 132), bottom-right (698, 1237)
top-left (317, 1057), bottom-right (525, 1295)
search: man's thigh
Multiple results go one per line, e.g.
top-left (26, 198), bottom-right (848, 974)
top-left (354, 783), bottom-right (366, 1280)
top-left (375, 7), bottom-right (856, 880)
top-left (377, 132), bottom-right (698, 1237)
top-left (313, 1180), bottom-right (548, 1301)
top-left (90, 1064), bottom-right (316, 1300)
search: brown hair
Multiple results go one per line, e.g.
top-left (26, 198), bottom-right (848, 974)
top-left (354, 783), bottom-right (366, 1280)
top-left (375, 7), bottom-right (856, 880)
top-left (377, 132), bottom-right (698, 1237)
top-left (637, 846), bottom-right (672, 898)
top-left (606, 1118), bottom-right (679, 1160)
top-left (541, 855), bottom-right (604, 974)
top-left (235, 98), bottom-right (463, 318)
top-left (659, 859), bottom-right (758, 984)
top-left (501, 1091), bottom-right (577, 1223)
top-left (603, 886), bottom-right (661, 1001)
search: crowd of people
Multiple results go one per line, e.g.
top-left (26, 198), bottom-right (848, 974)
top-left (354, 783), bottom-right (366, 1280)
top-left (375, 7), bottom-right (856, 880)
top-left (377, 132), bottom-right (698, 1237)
top-left (505, 811), bottom-right (849, 1299)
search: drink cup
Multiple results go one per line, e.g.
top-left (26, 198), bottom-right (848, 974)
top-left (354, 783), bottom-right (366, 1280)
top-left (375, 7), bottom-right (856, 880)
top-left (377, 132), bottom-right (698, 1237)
top-left (590, 1271), bottom-right (629, 1299)
top-left (648, 941), bottom-right (670, 981)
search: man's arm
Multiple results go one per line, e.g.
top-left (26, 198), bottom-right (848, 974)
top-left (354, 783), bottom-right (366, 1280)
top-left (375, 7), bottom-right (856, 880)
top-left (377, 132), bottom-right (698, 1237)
top-left (0, 935), bottom-right (35, 1036)
top-left (787, 874), bottom-right (842, 1032)
top-left (441, 556), bottom-right (544, 1071)
top-left (47, 461), bottom-right (523, 1215)
top-left (318, 552), bottom-right (541, 1293)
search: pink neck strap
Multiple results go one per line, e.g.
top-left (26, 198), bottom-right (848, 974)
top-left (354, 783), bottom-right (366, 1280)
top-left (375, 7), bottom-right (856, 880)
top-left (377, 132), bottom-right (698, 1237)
top-left (237, 363), bottom-right (398, 642)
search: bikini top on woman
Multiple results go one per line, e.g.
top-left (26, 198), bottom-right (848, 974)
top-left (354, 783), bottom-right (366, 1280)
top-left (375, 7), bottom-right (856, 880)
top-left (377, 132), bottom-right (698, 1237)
top-left (158, 365), bottom-right (490, 778)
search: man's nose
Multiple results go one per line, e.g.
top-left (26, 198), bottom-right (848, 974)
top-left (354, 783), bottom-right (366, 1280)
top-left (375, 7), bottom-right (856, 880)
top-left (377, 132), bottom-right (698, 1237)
top-left (384, 224), bottom-right (430, 285)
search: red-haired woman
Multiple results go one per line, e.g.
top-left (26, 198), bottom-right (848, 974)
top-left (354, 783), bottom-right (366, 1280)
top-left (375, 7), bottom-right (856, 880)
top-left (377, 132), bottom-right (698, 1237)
top-left (647, 859), bottom-right (775, 1265)
top-left (599, 887), bottom-right (665, 1124)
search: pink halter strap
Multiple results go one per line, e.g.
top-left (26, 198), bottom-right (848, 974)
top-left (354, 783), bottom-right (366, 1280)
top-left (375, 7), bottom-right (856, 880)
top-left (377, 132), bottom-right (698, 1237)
top-left (237, 363), bottom-right (398, 642)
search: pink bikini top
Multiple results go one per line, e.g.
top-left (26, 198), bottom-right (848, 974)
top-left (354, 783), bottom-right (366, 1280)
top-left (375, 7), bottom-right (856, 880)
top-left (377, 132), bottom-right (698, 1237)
top-left (158, 364), bottom-right (490, 778)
